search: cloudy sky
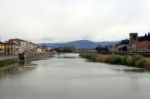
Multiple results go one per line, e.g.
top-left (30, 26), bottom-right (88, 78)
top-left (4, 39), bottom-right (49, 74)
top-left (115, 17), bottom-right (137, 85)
top-left (0, 0), bottom-right (150, 43)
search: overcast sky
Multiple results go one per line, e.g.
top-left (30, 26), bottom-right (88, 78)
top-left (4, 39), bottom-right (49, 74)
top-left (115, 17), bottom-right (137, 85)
top-left (0, 0), bottom-right (150, 43)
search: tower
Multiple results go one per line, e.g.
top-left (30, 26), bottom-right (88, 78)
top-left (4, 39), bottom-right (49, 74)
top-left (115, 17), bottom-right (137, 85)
top-left (129, 33), bottom-right (138, 51)
top-left (130, 33), bottom-right (138, 41)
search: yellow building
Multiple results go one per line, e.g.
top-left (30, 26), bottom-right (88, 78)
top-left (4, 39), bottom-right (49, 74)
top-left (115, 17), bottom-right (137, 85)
top-left (0, 42), bottom-right (5, 55)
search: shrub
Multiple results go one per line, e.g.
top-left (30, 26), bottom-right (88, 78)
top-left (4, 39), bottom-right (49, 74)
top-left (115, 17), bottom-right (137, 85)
top-left (126, 56), bottom-right (135, 66)
top-left (120, 55), bottom-right (128, 65)
top-left (134, 58), bottom-right (145, 67)
top-left (143, 59), bottom-right (150, 69)
top-left (126, 55), bottom-right (143, 66)
top-left (89, 53), bottom-right (97, 61)
top-left (95, 54), bottom-right (108, 62)
top-left (79, 52), bottom-right (97, 61)
top-left (80, 52), bottom-right (150, 69)
top-left (132, 55), bottom-right (143, 60)
top-left (107, 55), bottom-right (122, 64)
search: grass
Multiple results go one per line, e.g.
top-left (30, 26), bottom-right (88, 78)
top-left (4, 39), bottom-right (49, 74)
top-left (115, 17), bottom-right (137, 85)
top-left (80, 52), bottom-right (150, 69)
top-left (0, 59), bottom-right (18, 67)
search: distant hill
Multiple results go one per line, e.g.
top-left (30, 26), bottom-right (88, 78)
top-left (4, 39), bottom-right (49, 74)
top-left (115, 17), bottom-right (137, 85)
top-left (39, 40), bottom-right (119, 49)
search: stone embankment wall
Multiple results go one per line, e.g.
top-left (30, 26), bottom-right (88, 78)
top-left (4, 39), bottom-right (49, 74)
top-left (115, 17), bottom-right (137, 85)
top-left (19, 51), bottom-right (56, 62)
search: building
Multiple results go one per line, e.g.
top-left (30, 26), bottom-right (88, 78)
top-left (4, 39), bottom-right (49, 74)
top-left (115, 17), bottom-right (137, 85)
top-left (113, 33), bottom-right (150, 53)
top-left (116, 39), bottom-right (129, 52)
top-left (0, 38), bottom-right (53, 56)
top-left (4, 42), bottom-right (16, 55)
top-left (37, 48), bottom-right (43, 53)
top-left (108, 45), bottom-right (117, 53)
top-left (41, 45), bottom-right (52, 52)
top-left (0, 38), bottom-right (39, 56)
top-left (8, 38), bottom-right (38, 55)
top-left (28, 42), bottom-right (38, 54)
top-left (129, 33), bottom-right (150, 52)
top-left (0, 42), bottom-right (5, 55)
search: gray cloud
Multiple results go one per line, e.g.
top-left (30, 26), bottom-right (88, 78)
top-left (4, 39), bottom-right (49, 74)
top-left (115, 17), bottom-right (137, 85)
top-left (0, 0), bottom-right (150, 43)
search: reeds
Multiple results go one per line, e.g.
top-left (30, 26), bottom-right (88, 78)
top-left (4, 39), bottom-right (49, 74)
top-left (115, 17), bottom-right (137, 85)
top-left (80, 52), bottom-right (150, 68)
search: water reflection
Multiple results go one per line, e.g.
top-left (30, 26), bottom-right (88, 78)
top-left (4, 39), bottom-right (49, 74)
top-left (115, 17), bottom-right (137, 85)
top-left (113, 68), bottom-right (150, 73)
top-left (54, 53), bottom-right (79, 58)
top-left (0, 62), bottom-right (37, 79)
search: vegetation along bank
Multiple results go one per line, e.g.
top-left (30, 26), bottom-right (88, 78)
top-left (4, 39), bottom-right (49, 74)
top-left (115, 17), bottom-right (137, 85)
top-left (80, 52), bottom-right (150, 69)
top-left (0, 59), bottom-right (19, 69)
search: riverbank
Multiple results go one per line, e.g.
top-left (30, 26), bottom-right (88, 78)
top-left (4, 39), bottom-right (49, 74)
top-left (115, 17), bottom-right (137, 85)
top-left (0, 52), bottom-right (55, 70)
top-left (0, 59), bottom-right (19, 70)
top-left (80, 52), bottom-right (150, 69)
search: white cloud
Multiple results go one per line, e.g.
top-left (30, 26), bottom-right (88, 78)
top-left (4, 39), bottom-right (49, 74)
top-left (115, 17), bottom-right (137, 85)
top-left (0, 0), bottom-right (150, 43)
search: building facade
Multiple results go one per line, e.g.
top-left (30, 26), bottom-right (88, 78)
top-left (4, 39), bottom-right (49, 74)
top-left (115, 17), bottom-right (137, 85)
top-left (0, 38), bottom-right (52, 56)
top-left (129, 33), bottom-right (150, 52)
top-left (37, 45), bottom-right (53, 54)
top-left (4, 42), bottom-right (16, 55)
top-left (0, 42), bottom-right (5, 55)
top-left (8, 39), bottom-right (38, 55)
top-left (114, 33), bottom-right (150, 53)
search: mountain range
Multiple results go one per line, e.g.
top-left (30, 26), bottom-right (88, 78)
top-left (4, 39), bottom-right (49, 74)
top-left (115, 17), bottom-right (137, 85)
top-left (39, 40), bottom-right (120, 49)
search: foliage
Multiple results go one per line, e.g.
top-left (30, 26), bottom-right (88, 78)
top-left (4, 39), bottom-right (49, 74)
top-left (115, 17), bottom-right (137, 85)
top-left (95, 54), bottom-right (108, 62)
top-left (80, 51), bottom-right (97, 61)
top-left (126, 56), bottom-right (135, 66)
top-left (143, 59), bottom-right (150, 69)
top-left (55, 46), bottom-right (76, 53)
top-left (107, 55), bottom-right (122, 64)
top-left (120, 55), bottom-right (128, 65)
top-left (80, 52), bottom-right (149, 68)
top-left (135, 59), bottom-right (145, 67)
top-left (126, 55), bottom-right (143, 66)
top-left (95, 45), bottom-right (109, 54)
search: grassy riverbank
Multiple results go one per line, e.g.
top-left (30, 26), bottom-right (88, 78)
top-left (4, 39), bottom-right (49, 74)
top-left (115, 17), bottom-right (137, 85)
top-left (80, 52), bottom-right (150, 69)
top-left (0, 59), bottom-right (18, 68)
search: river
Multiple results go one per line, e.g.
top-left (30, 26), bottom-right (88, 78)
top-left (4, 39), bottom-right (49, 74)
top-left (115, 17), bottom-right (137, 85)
top-left (0, 53), bottom-right (150, 99)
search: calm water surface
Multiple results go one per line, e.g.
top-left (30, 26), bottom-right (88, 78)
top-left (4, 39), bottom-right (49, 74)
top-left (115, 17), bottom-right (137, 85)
top-left (0, 53), bottom-right (150, 99)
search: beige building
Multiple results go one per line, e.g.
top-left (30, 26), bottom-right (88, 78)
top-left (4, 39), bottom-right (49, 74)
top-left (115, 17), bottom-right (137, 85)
top-left (8, 39), bottom-right (38, 55)
top-left (0, 42), bottom-right (5, 55)
top-left (41, 45), bottom-right (53, 52)
top-left (4, 42), bottom-right (16, 55)
top-left (37, 45), bottom-right (53, 54)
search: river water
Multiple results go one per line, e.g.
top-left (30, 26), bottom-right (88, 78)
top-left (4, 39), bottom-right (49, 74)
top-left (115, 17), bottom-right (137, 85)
top-left (0, 53), bottom-right (150, 99)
